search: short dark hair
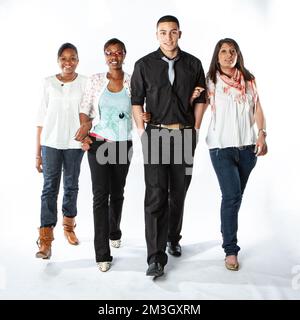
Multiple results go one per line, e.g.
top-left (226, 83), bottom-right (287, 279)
top-left (57, 43), bottom-right (78, 58)
top-left (157, 15), bottom-right (180, 29)
top-left (104, 38), bottom-right (127, 54)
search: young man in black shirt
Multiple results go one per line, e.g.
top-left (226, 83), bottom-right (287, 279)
top-left (131, 15), bottom-right (207, 277)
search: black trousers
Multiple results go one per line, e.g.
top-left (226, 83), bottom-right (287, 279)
top-left (142, 125), bottom-right (197, 266)
top-left (88, 137), bottom-right (132, 262)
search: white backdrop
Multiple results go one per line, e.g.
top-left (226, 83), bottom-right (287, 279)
top-left (0, 0), bottom-right (299, 299)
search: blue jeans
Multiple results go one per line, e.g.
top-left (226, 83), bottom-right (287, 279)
top-left (40, 146), bottom-right (84, 227)
top-left (209, 145), bottom-right (257, 256)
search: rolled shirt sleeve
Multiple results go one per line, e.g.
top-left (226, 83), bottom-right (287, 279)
top-left (193, 60), bottom-right (207, 104)
top-left (130, 60), bottom-right (146, 106)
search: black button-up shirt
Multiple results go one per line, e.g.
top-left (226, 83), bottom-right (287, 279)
top-left (131, 48), bottom-right (206, 126)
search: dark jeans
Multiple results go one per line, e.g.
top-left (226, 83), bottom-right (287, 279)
top-left (209, 145), bottom-right (257, 256)
top-left (40, 146), bottom-right (84, 227)
top-left (88, 137), bottom-right (132, 262)
top-left (142, 125), bottom-right (197, 266)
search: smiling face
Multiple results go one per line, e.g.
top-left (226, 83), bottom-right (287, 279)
top-left (218, 42), bottom-right (238, 72)
top-left (156, 21), bottom-right (181, 58)
top-left (104, 43), bottom-right (125, 70)
top-left (57, 48), bottom-right (79, 75)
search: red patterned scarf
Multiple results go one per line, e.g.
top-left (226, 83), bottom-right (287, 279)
top-left (220, 68), bottom-right (246, 97)
top-left (208, 68), bottom-right (258, 111)
top-left (207, 68), bottom-right (258, 129)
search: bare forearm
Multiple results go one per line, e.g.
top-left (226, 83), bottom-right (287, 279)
top-left (35, 126), bottom-right (43, 172)
top-left (194, 103), bottom-right (208, 129)
top-left (36, 126), bottom-right (43, 157)
top-left (254, 99), bottom-right (268, 156)
top-left (132, 105), bottom-right (145, 130)
top-left (75, 113), bottom-right (92, 141)
top-left (255, 99), bottom-right (266, 130)
top-left (79, 113), bottom-right (92, 127)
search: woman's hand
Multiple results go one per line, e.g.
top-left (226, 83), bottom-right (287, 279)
top-left (142, 112), bottom-right (151, 123)
top-left (81, 136), bottom-right (93, 151)
top-left (36, 156), bottom-right (43, 173)
top-left (255, 135), bottom-right (268, 156)
top-left (190, 86), bottom-right (205, 105)
top-left (75, 122), bottom-right (91, 142)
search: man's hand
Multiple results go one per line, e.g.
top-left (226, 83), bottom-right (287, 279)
top-left (142, 112), bottom-right (151, 123)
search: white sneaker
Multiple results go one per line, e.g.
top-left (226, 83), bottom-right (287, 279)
top-left (97, 261), bottom-right (111, 272)
top-left (110, 239), bottom-right (121, 248)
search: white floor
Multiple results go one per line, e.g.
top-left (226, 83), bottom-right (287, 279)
top-left (1, 231), bottom-right (299, 300)
top-left (1, 145), bottom-right (299, 300)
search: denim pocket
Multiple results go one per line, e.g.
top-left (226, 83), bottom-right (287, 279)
top-left (209, 148), bottom-right (220, 166)
top-left (209, 148), bottom-right (219, 157)
top-left (247, 145), bottom-right (257, 157)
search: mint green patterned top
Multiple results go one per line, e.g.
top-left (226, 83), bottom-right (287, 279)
top-left (90, 87), bottom-right (132, 141)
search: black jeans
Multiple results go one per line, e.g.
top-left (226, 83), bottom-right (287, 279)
top-left (142, 125), bottom-right (197, 266)
top-left (209, 145), bottom-right (257, 256)
top-left (88, 137), bottom-right (132, 262)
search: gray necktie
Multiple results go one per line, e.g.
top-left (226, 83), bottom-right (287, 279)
top-left (162, 56), bottom-right (176, 85)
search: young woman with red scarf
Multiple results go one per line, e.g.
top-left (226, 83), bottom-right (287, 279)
top-left (203, 38), bottom-right (267, 271)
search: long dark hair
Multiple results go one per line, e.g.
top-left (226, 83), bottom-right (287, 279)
top-left (207, 38), bottom-right (254, 83)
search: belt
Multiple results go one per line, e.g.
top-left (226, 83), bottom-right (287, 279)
top-left (150, 123), bottom-right (192, 130)
top-left (237, 145), bottom-right (255, 150)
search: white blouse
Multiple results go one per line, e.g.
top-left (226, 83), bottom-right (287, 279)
top-left (206, 76), bottom-right (257, 149)
top-left (37, 74), bottom-right (88, 149)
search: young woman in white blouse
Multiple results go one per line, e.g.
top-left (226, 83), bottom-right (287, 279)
top-left (205, 38), bottom-right (267, 271)
top-left (35, 43), bottom-right (87, 259)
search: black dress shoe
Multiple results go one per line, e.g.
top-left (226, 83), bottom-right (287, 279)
top-left (167, 242), bottom-right (181, 257)
top-left (146, 262), bottom-right (164, 277)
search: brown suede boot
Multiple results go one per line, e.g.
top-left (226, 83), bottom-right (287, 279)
top-left (63, 216), bottom-right (79, 245)
top-left (36, 227), bottom-right (54, 259)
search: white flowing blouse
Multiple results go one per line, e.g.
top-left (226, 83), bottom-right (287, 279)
top-left (37, 74), bottom-right (88, 149)
top-left (206, 75), bottom-right (257, 149)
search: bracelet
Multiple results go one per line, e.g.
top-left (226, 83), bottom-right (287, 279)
top-left (258, 129), bottom-right (267, 137)
top-left (36, 156), bottom-right (42, 159)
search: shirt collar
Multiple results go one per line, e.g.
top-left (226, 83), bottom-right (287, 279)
top-left (155, 47), bottom-right (182, 61)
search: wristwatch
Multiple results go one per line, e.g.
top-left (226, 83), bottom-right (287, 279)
top-left (258, 129), bottom-right (267, 137)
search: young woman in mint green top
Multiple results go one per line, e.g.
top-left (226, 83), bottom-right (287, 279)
top-left (91, 85), bottom-right (132, 141)
top-left (75, 38), bottom-right (150, 272)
